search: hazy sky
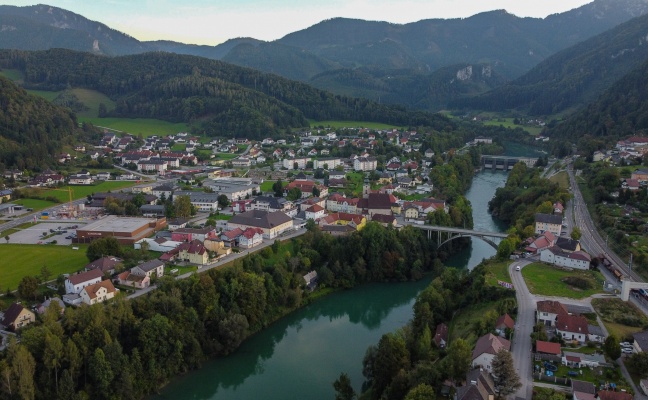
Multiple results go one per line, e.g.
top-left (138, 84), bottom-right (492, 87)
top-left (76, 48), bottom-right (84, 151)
top-left (6, 0), bottom-right (594, 45)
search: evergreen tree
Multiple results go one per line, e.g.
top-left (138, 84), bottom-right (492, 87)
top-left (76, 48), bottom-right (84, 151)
top-left (333, 372), bottom-right (355, 400)
top-left (604, 335), bottom-right (621, 360)
top-left (491, 349), bottom-right (521, 398)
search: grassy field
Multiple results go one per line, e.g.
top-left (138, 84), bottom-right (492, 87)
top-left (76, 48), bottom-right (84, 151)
top-left (482, 118), bottom-right (543, 136)
top-left (549, 171), bottom-right (570, 189)
top-left (214, 153), bottom-right (239, 160)
top-left (79, 117), bottom-right (189, 137)
top-left (72, 88), bottom-right (116, 118)
top-left (307, 120), bottom-right (402, 130)
top-left (27, 89), bottom-right (61, 102)
top-left (0, 68), bottom-right (24, 82)
top-left (591, 298), bottom-right (648, 340)
top-left (484, 260), bottom-right (512, 285)
top-left (260, 180), bottom-right (288, 192)
top-left (30, 181), bottom-right (138, 203)
top-left (450, 301), bottom-right (501, 346)
top-left (13, 198), bottom-right (58, 212)
top-left (521, 263), bottom-right (605, 299)
top-left (0, 244), bottom-right (89, 291)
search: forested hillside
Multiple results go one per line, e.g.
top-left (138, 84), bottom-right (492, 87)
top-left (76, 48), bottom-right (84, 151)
top-left (0, 75), bottom-right (81, 170)
top-left (452, 13), bottom-right (648, 115)
top-left (0, 49), bottom-right (451, 138)
top-left (546, 58), bottom-right (648, 141)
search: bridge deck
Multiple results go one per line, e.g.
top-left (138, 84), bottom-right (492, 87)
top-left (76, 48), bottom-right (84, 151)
top-left (403, 223), bottom-right (509, 238)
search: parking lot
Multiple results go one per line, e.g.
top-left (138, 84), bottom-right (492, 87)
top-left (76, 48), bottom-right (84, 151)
top-left (1, 222), bottom-right (84, 245)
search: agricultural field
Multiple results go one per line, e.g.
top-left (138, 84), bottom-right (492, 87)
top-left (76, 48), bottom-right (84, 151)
top-left (71, 88), bottom-right (116, 118)
top-left (78, 117), bottom-right (189, 137)
top-left (260, 180), bottom-right (288, 192)
top-left (13, 198), bottom-right (58, 212)
top-left (22, 181), bottom-right (138, 203)
top-left (482, 117), bottom-right (543, 136)
top-left (521, 263), bottom-right (605, 299)
top-left (0, 244), bottom-right (89, 291)
top-left (307, 120), bottom-right (401, 130)
top-left (549, 171), bottom-right (570, 189)
top-left (0, 68), bottom-right (24, 82)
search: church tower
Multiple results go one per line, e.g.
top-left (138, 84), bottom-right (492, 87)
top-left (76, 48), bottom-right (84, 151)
top-left (363, 178), bottom-right (370, 199)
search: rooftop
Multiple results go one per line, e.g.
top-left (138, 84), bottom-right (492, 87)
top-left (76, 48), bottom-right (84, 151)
top-left (78, 215), bottom-right (160, 233)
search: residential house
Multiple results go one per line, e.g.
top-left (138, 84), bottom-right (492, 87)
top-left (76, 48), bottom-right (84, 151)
top-left (495, 314), bottom-right (514, 336)
top-left (151, 184), bottom-right (175, 199)
top-left (588, 324), bottom-right (606, 343)
top-left (471, 333), bottom-right (511, 371)
top-left (68, 173), bottom-right (94, 185)
top-left (1, 303), bottom-right (35, 331)
top-left (562, 351), bottom-right (605, 368)
top-left (172, 191), bottom-right (220, 212)
top-left (137, 159), bottom-right (168, 175)
top-left (525, 231), bottom-right (557, 253)
top-left (221, 228), bottom-right (244, 247)
top-left (535, 213), bottom-right (563, 235)
top-left (232, 157), bottom-right (252, 168)
top-left (167, 218), bottom-right (190, 231)
top-left (597, 391), bottom-right (633, 400)
top-left (434, 323), bottom-right (448, 349)
top-left (326, 193), bottom-right (360, 214)
top-left (232, 199), bottom-right (253, 213)
top-left (239, 228), bottom-right (264, 248)
top-left (535, 340), bottom-right (562, 358)
top-left (65, 269), bottom-right (103, 294)
top-left (305, 204), bottom-right (326, 220)
top-left (131, 259), bottom-right (165, 278)
top-left (455, 369), bottom-right (496, 400)
top-left (554, 202), bottom-right (564, 214)
top-left (284, 180), bottom-right (328, 198)
top-left (633, 330), bottom-right (648, 353)
top-left (536, 300), bottom-right (569, 326)
top-left (556, 314), bottom-right (589, 344)
top-left (116, 271), bottom-right (150, 289)
top-left (540, 247), bottom-right (592, 270)
top-left (319, 212), bottom-right (366, 232)
top-left (555, 237), bottom-right (581, 253)
top-left (84, 256), bottom-right (123, 275)
top-left (80, 280), bottom-right (117, 305)
top-left (371, 214), bottom-right (397, 227)
top-left (35, 298), bottom-right (66, 315)
top-left (251, 196), bottom-right (293, 213)
top-left (622, 179), bottom-right (640, 191)
top-left (283, 157), bottom-right (310, 169)
top-left (140, 204), bottom-right (166, 217)
top-left (631, 168), bottom-right (648, 182)
top-left (96, 172), bottom-right (111, 181)
top-left (177, 240), bottom-right (209, 265)
top-left (303, 271), bottom-right (318, 290)
top-left (203, 238), bottom-right (232, 257)
top-left (572, 380), bottom-right (596, 400)
top-left (171, 227), bottom-right (217, 243)
top-left (353, 156), bottom-right (377, 171)
top-left (313, 158), bottom-right (343, 170)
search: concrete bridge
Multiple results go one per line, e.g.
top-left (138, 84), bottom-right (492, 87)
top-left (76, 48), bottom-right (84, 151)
top-left (403, 222), bottom-right (509, 249)
top-left (481, 155), bottom-right (538, 170)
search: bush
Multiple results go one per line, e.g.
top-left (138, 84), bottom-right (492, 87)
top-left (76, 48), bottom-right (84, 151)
top-left (561, 276), bottom-right (593, 290)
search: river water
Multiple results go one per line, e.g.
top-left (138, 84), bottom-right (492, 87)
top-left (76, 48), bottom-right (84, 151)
top-left (155, 144), bottom-right (537, 400)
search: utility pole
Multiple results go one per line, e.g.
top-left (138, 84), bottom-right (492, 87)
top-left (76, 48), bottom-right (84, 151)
top-left (628, 253), bottom-right (633, 270)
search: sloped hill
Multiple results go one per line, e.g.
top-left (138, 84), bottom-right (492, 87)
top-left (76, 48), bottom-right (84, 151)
top-left (450, 12), bottom-right (648, 115)
top-left (0, 49), bottom-right (450, 138)
top-left (0, 74), bottom-right (80, 169)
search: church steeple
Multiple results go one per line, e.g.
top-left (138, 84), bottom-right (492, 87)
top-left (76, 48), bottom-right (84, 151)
top-left (363, 177), bottom-right (370, 199)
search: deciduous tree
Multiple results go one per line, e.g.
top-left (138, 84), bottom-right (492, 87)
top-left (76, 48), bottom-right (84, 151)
top-left (333, 372), bottom-right (355, 400)
top-left (491, 349), bottom-right (521, 398)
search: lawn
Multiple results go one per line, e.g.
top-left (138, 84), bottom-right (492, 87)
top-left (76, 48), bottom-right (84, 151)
top-left (71, 88), bottom-right (116, 118)
top-left (483, 260), bottom-right (512, 285)
top-left (166, 265), bottom-right (198, 277)
top-left (521, 263), bottom-right (605, 299)
top-left (591, 298), bottom-right (648, 340)
top-left (30, 181), bottom-right (138, 202)
top-left (260, 180), bottom-right (287, 192)
top-left (549, 171), bottom-right (570, 189)
top-left (0, 244), bottom-right (89, 291)
top-left (307, 119), bottom-right (402, 130)
top-left (26, 89), bottom-right (61, 102)
top-left (78, 117), bottom-right (189, 137)
top-left (13, 198), bottom-right (58, 212)
top-left (0, 68), bottom-right (24, 82)
top-left (482, 118), bottom-right (543, 136)
top-left (532, 360), bottom-right (630, 390)
top-left (213, 153), bottom-right (239, 160)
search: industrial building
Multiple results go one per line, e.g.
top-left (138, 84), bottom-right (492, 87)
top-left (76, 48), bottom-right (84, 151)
top-left (75, 215), bottom-right (166, 245)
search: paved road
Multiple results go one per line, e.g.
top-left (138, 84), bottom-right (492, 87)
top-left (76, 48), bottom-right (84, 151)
top-left (127, 227), bottom-right (308, 299)
top-left (509, 259), bottom-right (536, 400)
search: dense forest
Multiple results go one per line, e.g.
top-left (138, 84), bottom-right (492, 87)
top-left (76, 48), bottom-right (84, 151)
top-left (0, 222), bottom-right (442, 400)
top-left (0, 49), bottom-right (451, 139)
top-left (339, 264), bottom-right (516, 399)
top-left (451, 13), bottom-right (648, 116)
top-left (0, 75), bottom-right (86, 170)
top-left (546, 58), bottom-right (648, 143)
top-left (488, 162), bottom-right (571, 234)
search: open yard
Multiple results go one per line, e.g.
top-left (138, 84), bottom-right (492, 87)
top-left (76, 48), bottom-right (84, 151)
top-left (521, 263), bottom-right (605, 299)
top-left (483, 260), bottom-right (512, 285)
top-left (13, 198), bottom-right (58, 212)
top-left (260, 180), bottom-right (288, 193)
top-left (482, 117), bottom-right (543, 136)
top-left (78, 117), bottom-right (189, 137)
top-left (0, 244), bottom-right (89, 291)
top-left (71, 88), bottom-right (116, 118)
top-left (592, 298), bottom-right (648, 340)
top-left (449, 300), bottom-right (502, 347)
top-left (28, 181), bottom-right (138, 202)
top-left (549, 171), bottom-right (570, 189)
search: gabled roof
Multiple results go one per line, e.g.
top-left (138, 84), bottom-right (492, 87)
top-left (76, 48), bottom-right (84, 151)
top-left (67, 269), bottom-right (103, 285)
top-left (633, 330), bottom-right (648, 351)
top-left (366, 193), bottom-right (392, 210)
top-left (306, 204), bottom-right (325, 213)
top-left (535, 213), bottom-right (562, 225)
top-left (536, 340), bottom-right (561, 355)
top-left (178, 239), bottom-right (207, 255)
top-left (597, 390), bottom-right (633, 400)
top-left (556, 314), bottom-right (589, 334)
top-left (556, 237), bottom-right (579, 251)
top-left (2, 303), bottom-right (29, 326)
top-left (472, 333), bottom-right (510, 360)
top-left (537, 300), bottom-right (569, 316)
top-left (242, 227), bottom-right (264, 239)
top-left (135, 259), bottom-right (165, 272)
top-left (371, 214), bottom-right (396, 224)
top-left (572, 379), bottom-right (596, 395)
top-left (434, 323), bottom-right (448, 346)
top-left (495, 314), bottom-right (515, 330)
top-left (84, 256), bottom-right (122, 273)
top-left (82, 280), bottom-right (116, 300)
top-left (222, 227), bottom-right (244, 239)
top-left (229, 210), bottom-right (292, 229)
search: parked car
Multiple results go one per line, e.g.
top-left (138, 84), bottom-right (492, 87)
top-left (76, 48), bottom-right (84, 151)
top-left (622, 347), bottom-right (634, 354)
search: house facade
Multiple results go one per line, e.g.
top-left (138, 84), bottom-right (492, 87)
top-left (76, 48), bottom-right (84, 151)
top-left (556, 314), bottom-right (589, 344)
top-left (131, 259), bottom-right (165, 278)
top-left (471, 333), bottom-right (511, 371)
top-left (540, 247), bottom-right (591, 270)
top-left (80, 280), bottom-right (117, 305)
top-left (1, 303), bottom-right (36, 330)
top-left (535, 213), bottom-right (563, 235)
top-left (65, 269), bottom-right (103, 294)
top-left (536, 300), bottom-right (568, 326)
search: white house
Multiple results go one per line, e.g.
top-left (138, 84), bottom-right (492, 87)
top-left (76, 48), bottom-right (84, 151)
top-left (305, 204), bottom-right (326, 220)
top-left (353, 156), bottom-right (377, 171)
top-left (131, 259), bottom-right (165, 278)
top-left (540, 247), bottom-right (592, 270)
top-left (556, 314), bottom-right (589, 344)
top-left (283, 157), bottom-right (311, 169)
top-left (80, 280), bottom-right (117, 305)
top-left (65, 269), bottom-right (103, 294)
top-left (536, 300), bottom-right (569, 327)
top-left (471, 333), bottom-right (511, 372)
top-left (238, 227), bottom-right (264, 248)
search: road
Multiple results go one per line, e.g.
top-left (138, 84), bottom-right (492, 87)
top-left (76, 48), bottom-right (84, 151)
top-left (509, 259), bottom-right (536, 400)
top-left (127, 227), bottom-right (308, 299)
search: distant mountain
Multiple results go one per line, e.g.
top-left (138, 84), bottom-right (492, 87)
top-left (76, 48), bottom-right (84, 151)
top-left (450, 12), bottom-right (648, 115)
top-left (2, 1), bottom-right (648, 111)
top-left (0, 74), bottom-right (80, 169)
top-left (0, 49), bottom-right (450, 139)
top-left (546, 58), bottom-right (648, 141)
top-left (309, 63), bottom-right (507, 111)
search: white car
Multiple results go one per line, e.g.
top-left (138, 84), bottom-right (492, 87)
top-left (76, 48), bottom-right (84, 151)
top-left (622, 347), bottom-right (634, 354)
top-left (515, 266), bottom-right (521, 271)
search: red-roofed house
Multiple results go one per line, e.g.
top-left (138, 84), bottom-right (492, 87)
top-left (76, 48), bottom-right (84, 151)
top-left (472, 333), bottom-right (511, 371)
top-left (597, 391), bottom-right (633, 400)
top-left (116, 271), bottom-right (150, 289)
top-left (239, 228), bottom-right (264, 249)
top-left (556, 314), bottom-right (589, 343)
top-left (554, 202), bottom-right (564, 214)
top-left (221, 228), bottom-right (244, 247)
top-left (537, 300), bottom-right (569, 326)
top-left (526, 231), bottom-right (556, 253)
top-left (536, 340), bottom-right (561, 356)
top-left (319, 213), bottom-right (366, 231)
top-left (495, 314), bottom-right (515, 335)
top-left (305, 204), bottom-right (326, 220)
